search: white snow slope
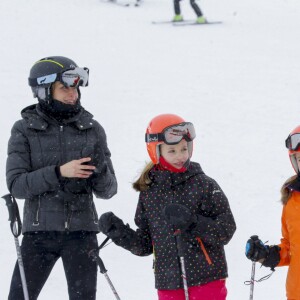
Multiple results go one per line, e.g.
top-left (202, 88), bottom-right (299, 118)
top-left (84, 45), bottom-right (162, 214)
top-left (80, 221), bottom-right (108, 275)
top-left (0, 0), bottom-right (300, 299)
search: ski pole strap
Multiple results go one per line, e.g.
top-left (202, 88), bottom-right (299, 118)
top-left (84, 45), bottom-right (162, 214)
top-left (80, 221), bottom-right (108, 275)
top-left (244, 269), bottom-right (275, 285)
top-left (2, 194), bottom-right (22, 238)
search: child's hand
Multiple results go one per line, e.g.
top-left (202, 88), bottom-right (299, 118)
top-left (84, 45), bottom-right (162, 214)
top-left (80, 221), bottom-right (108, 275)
top-left (245, 235), bottom-right (268, 262)
top-left (245, 235), bottom-right (281, 270)
top-left (162, 203), bottom-right (197, 230)
top-left (163, 203), bottom-right (213, 236)
top-left (99, 212), bottom-right (126, 240)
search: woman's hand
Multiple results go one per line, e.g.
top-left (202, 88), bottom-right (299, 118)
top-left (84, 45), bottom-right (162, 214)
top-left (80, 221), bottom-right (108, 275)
top-left (60, 157), bottom-right (96, 178)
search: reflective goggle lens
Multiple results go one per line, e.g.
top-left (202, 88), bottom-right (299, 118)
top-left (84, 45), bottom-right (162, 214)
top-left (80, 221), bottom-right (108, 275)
top-left (32, 67), bottom-right (89, 87)
top-left (286, 133), bottom-right (300, 151)
top-left (145, 122), bottom-right (196, 145)
top-left (163, 123), bottom-right (196, 144)
top-left (61, 67), bottom-right (89, 87)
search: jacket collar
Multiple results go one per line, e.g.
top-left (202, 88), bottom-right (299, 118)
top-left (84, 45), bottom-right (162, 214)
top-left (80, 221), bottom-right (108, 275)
top-left (21, 104), bottom-right (95, 131)
top-left (149, 162), bottom-right (204, 187)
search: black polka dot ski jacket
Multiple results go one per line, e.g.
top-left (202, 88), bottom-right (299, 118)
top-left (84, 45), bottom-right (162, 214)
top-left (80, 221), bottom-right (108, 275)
top-left (116, 162), bottom-right (236, 290)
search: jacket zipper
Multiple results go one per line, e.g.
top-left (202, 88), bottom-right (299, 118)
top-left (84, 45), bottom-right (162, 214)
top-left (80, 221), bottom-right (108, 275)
top-left (196, 237), bottom-right (212, 265)
top-left (91, 201), bottom-right (98, 224)
top-left (59, 125), bottom-right (70, 230)
top-left (65, 211), bottom-right (73, 230)
top-left (171, 187), bottom-right (212, 266)
top-left (32, 197), bottom-right (41, 226)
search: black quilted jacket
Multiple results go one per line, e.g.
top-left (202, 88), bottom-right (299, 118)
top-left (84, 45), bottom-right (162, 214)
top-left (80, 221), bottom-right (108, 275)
top-left (6, 104), bottom-right (117, 233)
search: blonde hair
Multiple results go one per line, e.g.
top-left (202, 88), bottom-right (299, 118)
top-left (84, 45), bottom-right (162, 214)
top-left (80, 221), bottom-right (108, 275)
top-left (280, 175), bottom-right (297, 204)
top-left (132, 162), bottom-right (155, 192)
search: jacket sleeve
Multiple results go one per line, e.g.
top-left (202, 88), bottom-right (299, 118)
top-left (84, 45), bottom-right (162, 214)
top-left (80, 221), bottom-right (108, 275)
top-left (195, 179), bottom-right (236, 246)
top-left (278, 205), bottom-right (291, 266)
top-left (111, 196), bottom-right (153, 256)
top-left (90, 123), bottom-right (117, 199)
top-left (6, 121), bottom-right (60, 199)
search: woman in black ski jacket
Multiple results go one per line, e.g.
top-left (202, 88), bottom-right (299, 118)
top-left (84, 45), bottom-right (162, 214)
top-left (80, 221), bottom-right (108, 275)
top-left (99, 114), bottom-right (236, 300)
top-left (6, 56), bottom-right (117, 300)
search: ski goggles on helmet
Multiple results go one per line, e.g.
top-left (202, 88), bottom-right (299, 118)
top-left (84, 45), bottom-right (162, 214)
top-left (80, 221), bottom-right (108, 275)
top-left (29, 67), bottom-right (89, 88)
top-left (145, 122), bottom-right (196, 145)
top-left (286, 133), bottom-right (300, 151)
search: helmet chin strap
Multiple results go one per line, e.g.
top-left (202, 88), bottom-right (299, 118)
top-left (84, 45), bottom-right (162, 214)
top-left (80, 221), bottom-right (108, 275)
top-left (290, 154), bottom-right (300, 174)
top-left (34, 85), bottom-right (52, 103)
top-left (45, 86), bottom-right (52, 104)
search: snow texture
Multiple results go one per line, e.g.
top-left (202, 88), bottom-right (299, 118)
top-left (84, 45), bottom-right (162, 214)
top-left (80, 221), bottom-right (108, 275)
top-left (0, 0), bottom-right (300, 299)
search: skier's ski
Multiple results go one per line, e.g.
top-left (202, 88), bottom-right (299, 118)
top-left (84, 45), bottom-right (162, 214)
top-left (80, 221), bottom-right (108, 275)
top-left (100, 0), bottom-right (140, 6)
top-left (100, 0), bottom-right (129, 7)
top-left (173, 20), bottom-right (222, 26)
top-left (152, 20), bottom-right (187, 25)
top-left (104, 0), bottom-right (129, 6)
top-left (152, 20), bottom-right (222, 25)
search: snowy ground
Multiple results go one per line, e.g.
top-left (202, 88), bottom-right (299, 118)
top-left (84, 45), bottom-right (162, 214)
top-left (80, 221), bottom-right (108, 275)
top-left (1, 0), bottom-right (300, 299)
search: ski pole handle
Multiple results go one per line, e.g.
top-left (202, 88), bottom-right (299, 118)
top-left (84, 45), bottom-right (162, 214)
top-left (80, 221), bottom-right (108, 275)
top-left (174, 229), bottom-right (185, 257)
top-left (2, 193), bottom-right (22, 237)
top-left (250, 235), bottom-right (259, 242)
top-left (89, 249), bottom-right (108, 274)
top-left (96, 255), bottom-right (108, 274)
top-left (2, 193), bottom-right (15, 221)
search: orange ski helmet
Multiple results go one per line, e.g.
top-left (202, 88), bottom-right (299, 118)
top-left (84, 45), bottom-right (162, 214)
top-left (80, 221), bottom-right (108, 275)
top-left (145, 114), bottom-right (195, 164)
top-left (285, 125), bottom-right (300, 173)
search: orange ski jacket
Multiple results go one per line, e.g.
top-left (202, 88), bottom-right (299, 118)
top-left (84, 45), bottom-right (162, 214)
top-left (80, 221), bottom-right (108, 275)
top-left (278, 191), bottom-right (300, 299)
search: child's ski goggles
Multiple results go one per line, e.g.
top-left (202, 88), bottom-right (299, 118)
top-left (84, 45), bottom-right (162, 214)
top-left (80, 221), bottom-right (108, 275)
top-left (145, 122), bottom-right (196, 145)
top-left (29, 67), bottom-right (89, 88)
top-left (286, 133), bottom-right (300, 151)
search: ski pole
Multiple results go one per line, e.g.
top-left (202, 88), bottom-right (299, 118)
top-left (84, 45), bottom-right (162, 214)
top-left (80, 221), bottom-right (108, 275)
top-left (249, 261), bottom-right (256, 300)
top-left (248, 235), bottom-right (259, 300)
top-left (174, 229), bottom-right (189, 300)
top-left (89, 237), bottom-right (121, 300)
top-left (2, 193), bottom-right (29, 300)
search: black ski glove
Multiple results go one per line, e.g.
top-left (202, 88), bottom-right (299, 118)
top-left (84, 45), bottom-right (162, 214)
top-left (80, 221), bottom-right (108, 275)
top-left (82, 143), bottom-right (106, 174)
top-left (262, 245), bottom-right (281, 270)
top-left (245, 235), bottom-right (280, 270)
top-left (163, 203), bottom-right (197, 230)
top-left (245, 235), bottom-right (268, 262)
top-left (99, 212), bottom-right (127, 241)
top-left (162, 203), bottom-right (211, 235)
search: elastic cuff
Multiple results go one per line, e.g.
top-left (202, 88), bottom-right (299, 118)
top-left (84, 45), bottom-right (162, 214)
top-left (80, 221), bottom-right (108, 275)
top-left (55, 166), bottom-right (63, 180)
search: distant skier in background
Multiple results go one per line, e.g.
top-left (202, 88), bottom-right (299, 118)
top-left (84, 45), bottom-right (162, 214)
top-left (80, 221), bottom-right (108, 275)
top-left (245, 125), bottom-right (300, 300)
top-left (99, 114), bottom-right (236, 300)
top-left (173, 0), bottom-right (206, 23)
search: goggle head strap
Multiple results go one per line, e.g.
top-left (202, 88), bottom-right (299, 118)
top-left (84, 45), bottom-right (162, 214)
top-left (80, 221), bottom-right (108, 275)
top-left (145, 133), bottom-right (164, 143)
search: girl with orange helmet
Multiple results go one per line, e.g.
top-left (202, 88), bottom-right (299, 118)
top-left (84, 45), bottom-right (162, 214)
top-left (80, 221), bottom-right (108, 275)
top-left (245, 125), bottom-right (300, 300)
top-left (99, 114), bottom-right (236, 300)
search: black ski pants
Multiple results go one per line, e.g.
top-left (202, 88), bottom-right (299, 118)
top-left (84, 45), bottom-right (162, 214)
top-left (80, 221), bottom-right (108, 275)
top-left (174, 0), bottom-right (203, 17)
top-left (8, 231), bottom-right (98, 300)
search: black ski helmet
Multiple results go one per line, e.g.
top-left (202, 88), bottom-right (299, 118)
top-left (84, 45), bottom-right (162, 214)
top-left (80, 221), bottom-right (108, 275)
top-left (28, 56), bottom-right (87, 102)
